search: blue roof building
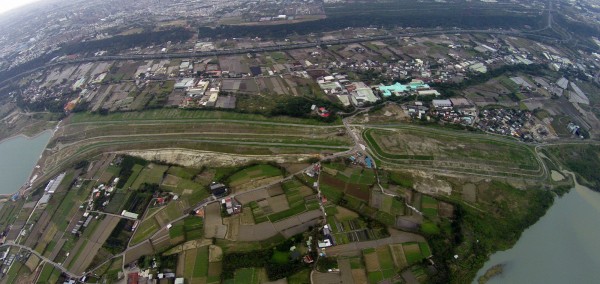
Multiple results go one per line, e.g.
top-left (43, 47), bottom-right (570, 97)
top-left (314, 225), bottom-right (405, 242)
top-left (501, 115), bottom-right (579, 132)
top-left (365, 156), bottom-right (373, 169)
top-left (378, 80), bottom-right (430, 97)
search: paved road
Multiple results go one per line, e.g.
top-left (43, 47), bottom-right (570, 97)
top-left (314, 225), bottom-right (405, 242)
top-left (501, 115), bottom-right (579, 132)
top-left (0, 242), bottom-right (79, 279)
top-left (324, 231), bottom-right (426, 257)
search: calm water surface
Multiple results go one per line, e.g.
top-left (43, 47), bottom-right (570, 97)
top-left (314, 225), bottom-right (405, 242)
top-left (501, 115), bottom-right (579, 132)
top-left (0, 131), bottom-right (52, 195)
top-left (475, 180), bottom-right (600, 283)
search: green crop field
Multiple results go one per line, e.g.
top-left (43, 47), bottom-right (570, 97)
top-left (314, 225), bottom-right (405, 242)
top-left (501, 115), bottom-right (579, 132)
top-left (122, 164), bottom-right (143, 189)
top-left (194, 246), bottom-right (210, 278)
top-left (323, 163), bottom-right (376, 185)
top-left (363, 126), bottom-right (542, 178)
top-left (271, 250), bottom-right (289, 264)
top-left (402, 242), bottom-right (430, 265)
top-left (376, 246), bottom-right (394, 270)
top-left (131, 218), bottom-right (160, 245)
top-left (367, 271), bottom-right (384, 284)
top-left (234, 268), bottom-right (260, 284)
top-left (287, 268), bottom-right (311, 284)
top-left (131, 164), bottom-right (169, 189)
top-left (421, 195), bottom-right (439, 218)
top-left (168, 166), bottom-right (202, 180)
top-left (228, 164), bottom-right (283, 187)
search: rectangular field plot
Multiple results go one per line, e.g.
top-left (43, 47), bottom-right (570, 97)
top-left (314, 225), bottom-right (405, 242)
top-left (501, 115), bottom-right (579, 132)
top-left (131, 164), bottom-right (169, 189)
top-left (421, 195), bottom-right (439, 218)
top-left (320, 171), bottom-right (371, 202)
top-left (180, 246), bottom-right (209, 282)
top-left (402, 242), bottom-right (431, 265)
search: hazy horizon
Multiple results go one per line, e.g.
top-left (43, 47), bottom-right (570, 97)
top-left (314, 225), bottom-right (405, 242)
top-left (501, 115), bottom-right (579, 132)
top-left (0, 0), bottom-right (42, 16)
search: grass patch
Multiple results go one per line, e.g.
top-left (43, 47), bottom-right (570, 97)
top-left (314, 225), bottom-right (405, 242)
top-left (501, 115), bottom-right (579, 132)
top-left (228, 164), bottom-right (283, 187)
top-left (271, 250), bottom-right (289, 264)
top-left (367, 271), bottom-right (384, 284)
top-left (131, 218), bottom-right (159, 245)
top-left (193, 246), bottom-right (209, 277)
top-left (287, 268), bottom-right (311, 284)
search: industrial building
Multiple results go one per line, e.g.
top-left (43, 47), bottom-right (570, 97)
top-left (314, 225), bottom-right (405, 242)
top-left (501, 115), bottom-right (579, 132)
top-left (377, 80), bottom-right (431, 97)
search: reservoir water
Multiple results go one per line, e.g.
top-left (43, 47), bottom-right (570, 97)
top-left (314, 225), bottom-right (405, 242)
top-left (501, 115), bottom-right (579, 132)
top-left (0, 131), bottom-right (52, 195)
top-left (475, 179), bottom-right (600, 283)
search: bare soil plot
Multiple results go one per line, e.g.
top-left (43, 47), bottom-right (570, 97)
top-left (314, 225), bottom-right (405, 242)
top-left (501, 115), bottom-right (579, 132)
top-left (266, 184), bottom-right (284, 197)
top-left (90, 85), bottom-right (114, 112)
top-left (267, 195), bottom-right (290, 213)
top-left (224, 215), bottom-right (240, 241)
top-left (162, 174), bottom-right (181, 187)
top-left (222, 79), bottom-right (242, 93)
top-left (338, 258), bottom-right (355, 284)
top-left (231, 176), bottom-right (282, 194)
top-left (236, 188), bottom-right (270, 205)
top-left (312, 271), bottom-right (342, 284)
top-left (167, 90), bottom-right (185, 107)
top-left (24, 254), bottom-right (40, 271)
top-left (237, 222), bottom-right (278, 241)
top-left (438, 201), bottom-right (454, 218)
top-left (24, 211), bottom-right (52, 248)
top-left (279, 217), bottom-right (321, 239)
top-left (208, 245), bottom-right (223, 262)
top-left (352, 269), bottom-right (368, 284)
top-left (364, 251), bottom-right (380, 272)
top-left (336, 207), bottom-right (359, 221)
top-left (240, 209), bottom-right (255, 225)
top-left (125, 241), bottom-right (154, 264)
top-left (462, 183), bottom-right (477, 203)
top-left (204, 202), bottom-right (227, 239)
top-left (219, 55), bottom-right (250, 74)
top-left (346, 185), bottom-right (370, 201)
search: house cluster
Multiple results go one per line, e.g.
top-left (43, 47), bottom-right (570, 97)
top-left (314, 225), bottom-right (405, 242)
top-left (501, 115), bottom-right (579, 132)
top-left (128, 271), bottom-right (184, 284)
top-left (315, 73), bottom-right (447, 107)
top-left (305, 164), bottom-right (321, 179)
top-left (316, 74), bottom-right (379, 107)
top-left (347, 153), bottom-right (374, 169)
top-left (318, 224), bottom-right (333, 249)
top-left (430, 97), bottom-right (477, 125)
top-left (375, 79), bottom-right (436, 98)
top-left (221, 197), bottom-right (242, 215)
top-left (475, 108), bottom-right (534, 139)
top-left (210, 182), bottom-right (229, 197)
top-left (84, 178), bottom-right (119, 212)
top-left (175, 78), bottom-right (236, 109)
top-left (567, 122), bottom-right (585, 139)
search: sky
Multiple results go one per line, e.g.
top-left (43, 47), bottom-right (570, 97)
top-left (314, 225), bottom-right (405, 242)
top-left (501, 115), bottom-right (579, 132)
top-left (0, 0), bottom-right (41, 15)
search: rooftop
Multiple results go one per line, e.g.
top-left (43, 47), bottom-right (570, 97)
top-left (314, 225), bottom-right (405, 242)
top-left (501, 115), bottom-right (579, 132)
top-left (378, 80), bottom-right (430, 97)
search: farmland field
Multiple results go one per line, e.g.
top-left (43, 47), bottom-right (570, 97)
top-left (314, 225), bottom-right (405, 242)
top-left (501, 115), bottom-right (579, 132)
top-left (131, 218), bottom-right (159, 245)
top-left (363, 126), bottom-right (543, 178)
top-left (402, 242), bottom-right (431, 265)
top-left (180, 246), bottom-right (209, 282)
top-left (421, 195), bottom-right (439, 218)
top-left (233, 267), bottom-right (265, 284)
top-left (228, 164), bottom-right (283, 188)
